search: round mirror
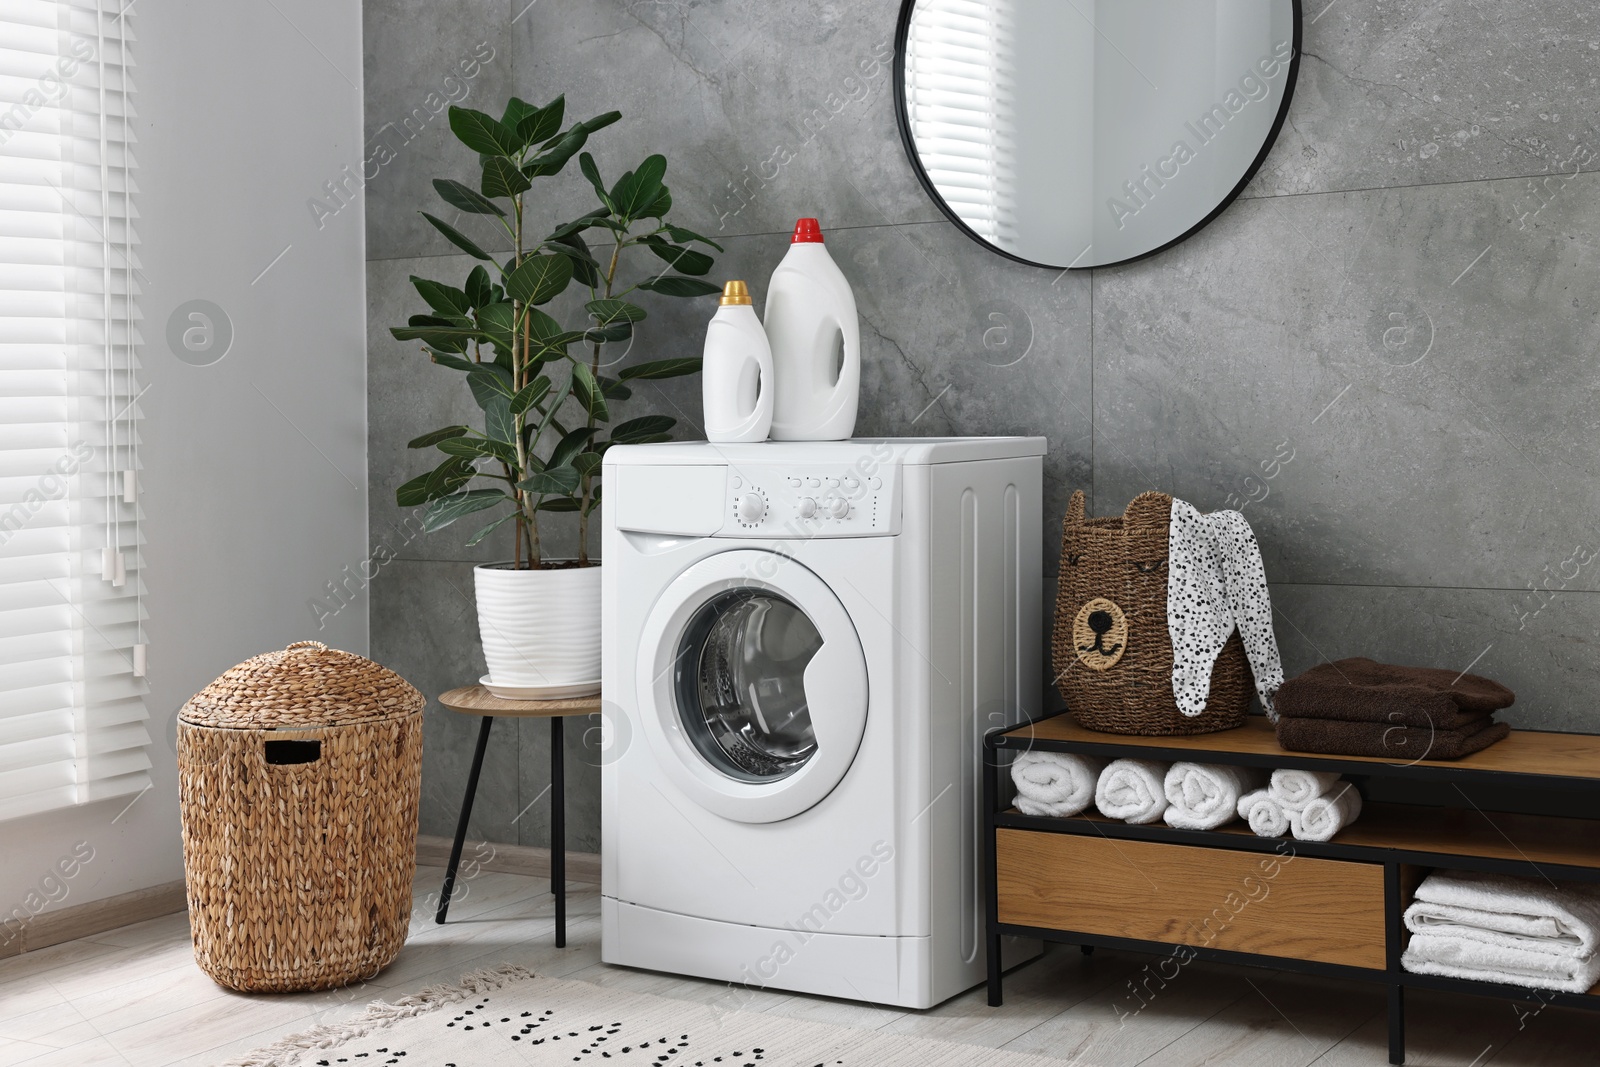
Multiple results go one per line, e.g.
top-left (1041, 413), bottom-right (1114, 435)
top-left (896, 0), bottom-right (1301, 269)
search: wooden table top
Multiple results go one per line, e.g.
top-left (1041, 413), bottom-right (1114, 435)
top-left (1004, 714), bottom-right (1600, 782)
top-left (438, 685), bottom-right (602, 718)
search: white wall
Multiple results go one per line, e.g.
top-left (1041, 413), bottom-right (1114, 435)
top-left (0, 1), bottom-right (368, 915)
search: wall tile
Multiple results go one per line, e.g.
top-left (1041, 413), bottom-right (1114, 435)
top-left (1093, 171), bottom-right (1600, 592)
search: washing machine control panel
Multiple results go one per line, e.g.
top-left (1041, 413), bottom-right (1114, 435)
top-left (720, 460), bottom-right (900, 537)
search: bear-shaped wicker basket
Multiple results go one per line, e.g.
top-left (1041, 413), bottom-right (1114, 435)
top-left (1053, 490), bottom-right (1253, 736)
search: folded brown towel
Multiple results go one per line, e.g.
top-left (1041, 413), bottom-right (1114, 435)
top-left (1276, 657), bottom-right (1514, 730)
top-left (1276, 715), bottom-right (1512, 761)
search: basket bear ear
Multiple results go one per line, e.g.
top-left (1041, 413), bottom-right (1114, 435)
top-left (1065, 490), bottom-right (1086, 527)
top-left (1123, 491), bottom-right (1173, 529)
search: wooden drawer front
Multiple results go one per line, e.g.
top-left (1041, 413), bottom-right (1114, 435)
top-left (996, 830), bottom-right (1386, 970)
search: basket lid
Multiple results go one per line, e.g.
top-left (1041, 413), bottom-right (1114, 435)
top-left (180, 641), bottom-right (425, 729)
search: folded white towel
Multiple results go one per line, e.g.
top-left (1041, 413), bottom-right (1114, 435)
top-left (1237, 788), bottom-right (1289, 837)
top-left (1287, 782), bottom-right (1363, 842)
top-left (1269, 768), bottom-right (1345, 810)
top-left (1162, 762), bottom-right (1266, 830)
top-left (1405, 870), bottom-right (1600, 959)
top-left (1011, 751), bottom-right (1104, 817)
top-left (1094, 759), bottom-right (1170, 825)
top-left (1402, 931), bottom-right (1600, 994)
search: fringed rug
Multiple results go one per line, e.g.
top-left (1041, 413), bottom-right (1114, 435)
top-left (222, 965), bottom-right (1088, 1067)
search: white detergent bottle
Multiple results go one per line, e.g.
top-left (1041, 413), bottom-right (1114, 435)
top-left (765, 218), bottom-right (860, 441)
top-left (701, 280), bottom-right (774, 443)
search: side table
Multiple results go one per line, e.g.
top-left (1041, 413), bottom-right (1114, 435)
top-left (435, 685), bottom-right (600, 947)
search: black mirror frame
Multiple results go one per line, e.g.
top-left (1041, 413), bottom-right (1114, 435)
top-left (892, 0), bottom-right (1304, 271)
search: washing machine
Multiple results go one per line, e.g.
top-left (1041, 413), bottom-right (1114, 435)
top-left (600, 437), bottom-right (1044, 1008)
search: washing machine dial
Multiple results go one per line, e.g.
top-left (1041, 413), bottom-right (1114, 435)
top-left (797, 497), bottom-right (818, 519)
top-left (736, 492), bottom-right (766, 524)
top-left (826, 496), bottom-right (850, 519)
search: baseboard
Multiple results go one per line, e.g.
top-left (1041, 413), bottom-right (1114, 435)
top-left (1, 879), bottom-right (188, 959)
top-left (416, 834), bottom-right (601, 886)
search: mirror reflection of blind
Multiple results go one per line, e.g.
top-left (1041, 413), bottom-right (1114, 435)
top-left (0, 0), bottom-right (149, 822)
top-left (904, 0), bottom-right (1014, 246)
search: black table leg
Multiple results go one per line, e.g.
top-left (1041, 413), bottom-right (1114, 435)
top-left (437, 715), bottom-right (494, 924)
top-left (1388, 982), bottom-right (1405, 1064)
top-left (987, 931), bottom-right (1003, 1006)
top-left (552, 715), bottom-right (565, 948)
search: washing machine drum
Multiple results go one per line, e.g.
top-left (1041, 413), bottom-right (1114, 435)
top-left (637, 551), bottom-right (870, 823)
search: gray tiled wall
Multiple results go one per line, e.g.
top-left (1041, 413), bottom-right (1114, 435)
top-left (362, 0), bottom-right (1600, 852)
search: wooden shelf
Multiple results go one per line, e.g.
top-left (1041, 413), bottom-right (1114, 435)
top-left (1001, 714), bottom-right (1600, 784)
top-left (999, 803), bottom-right (1600, 876)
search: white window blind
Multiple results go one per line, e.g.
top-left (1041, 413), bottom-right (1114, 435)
top-left (0, 0), bottom-right (148, 821)
top-left (903, 0), bottom-right (1015, 245)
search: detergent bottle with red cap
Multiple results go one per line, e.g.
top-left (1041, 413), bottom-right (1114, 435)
top-left (764, 217), bottom-right (860, 441)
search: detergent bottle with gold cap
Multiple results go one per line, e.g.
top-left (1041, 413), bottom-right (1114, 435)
top-left (701, 280), bottom-right (774, 443)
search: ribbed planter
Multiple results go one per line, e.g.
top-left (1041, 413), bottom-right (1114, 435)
top-left (474, 562), bottom-right (601, 692)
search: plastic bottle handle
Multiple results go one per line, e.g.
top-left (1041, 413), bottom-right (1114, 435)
top-left (821, 299), bottom-right (856, 414)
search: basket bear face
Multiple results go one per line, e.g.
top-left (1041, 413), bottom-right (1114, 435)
top-left (1053, 490), bottom-right (1252, 736)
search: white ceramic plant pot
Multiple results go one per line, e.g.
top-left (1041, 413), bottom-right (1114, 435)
top-left (474, 562), bottom-right (601, 694)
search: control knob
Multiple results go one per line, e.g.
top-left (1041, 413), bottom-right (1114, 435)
top-left (736, 492), bottom-right (766, 524)
top-left (826, 496), bottom-right (850, 519)
top-left (797, 497), bottom-right (818, 519)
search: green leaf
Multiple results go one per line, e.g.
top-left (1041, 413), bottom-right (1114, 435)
top-left (391, 324), bottom-right (484, 351)
top-left (432, 178), bottom-right (505, 217)
top-left (584, 483), bottom-right (603, 516)
top-left (585, 322), bottom-right (634, 344)
top-left (572, 451), bottom-right (603, 478)
top-left (610, 415), bottom-right (677, 444)
top-left (476, 302), bottom-right (516, 353)
top-left (570, 362), bottom-right (609, 422)
top-left (481, 156), bottom-right (532, 199)
top-left (465, 510), bottom-right (518, 547)
top-left (525, 308), bottom-right (585, 361)
top-left (640, 188), bottom-right (672, 219)
top-left (665, 224), bottom-right (725, 252)
top-left (467, 365), bottom-right (515, 410)
top-left (549, 426), bottom-right (599, 471)
top-left (635, 275), bottom-right (721, 298)
top-left (586, 298), bottom-right (648, 325)
top-left (428, 351), bottom-right (477, 372)
top-left (396, 456), bottom-right (474, 507)
top-left (484, 395), bottom-right (515, 445)
top-left (438, 435), bottom-right (517, 465)
top-left (407, 426), bottom-right (469, 449)
top-left (515, 95), bottom-right (565, 147)
top-left (411, 276), bottom-right (471, 316)
top-left (549, 232), bottom-right (600, 288)
top-left (618, 356), bottom-right (703, 381)
top-left (510, 376), bottom-right (551, 416)
top-left (546, 209), bottom-right (609, 242)
top-left (423, 489), bottom-right (510, 533)
top-left (500, 97), bottom-right (537, 133)
top-left (608, 154), bottom-right (667, 220)
top-left (578, 152), bottom-right (614, 211)
top-left (538, 496), bottom-right (582, 513)
top-left (421, 212), bottom-right (492, 260)
top-left (465, 266), bottom-right (493, 308)
top-left (641, 237), bottom-right (713, 276)
top-left (517, 464), bottom-right (581, 496)
top-left (598, 375), bottom-right (633, 400)
top-left (506, 254), bottom-right (573, 306)
top-left (523, 111), bottom-right (622, 177)
top-left (574, 110), bottom-right (621, 139)
top-left (447, 106), bottom-right (522, 156)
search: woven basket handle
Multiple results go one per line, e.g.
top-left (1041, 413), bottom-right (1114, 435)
top-left (285, 640), bottom-right (328, 652)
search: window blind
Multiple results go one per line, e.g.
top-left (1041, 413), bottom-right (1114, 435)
top-left (903, 0), bottom-right (1015, 245)
top-left (0, 0), bottom-right (148, 822)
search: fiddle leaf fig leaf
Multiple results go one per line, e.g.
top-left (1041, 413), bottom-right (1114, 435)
top-left (610, 414), bottom-right (676, 444)
top-left (411, 276), bottom-right (471, 316)
top-left (421, 212), bottom-right (492, 260)
top-left (517, 464), bottom-right (581, 496)
top-left (608, 154), bottom-right (666, 220)
top-left (464, 265), bottom-right (493, 308)
top-left (407, 426), bottom-right (469, 449)
top-left (432, 178), bottom-right (505, 217)
top-left (515, 95), bottom-right (565, 147)
top-left (640, 236), bottom-right (712, 276)
top-left (618, 356), bottom-right (702, 381)
top-left (635, 275), bottom-right (721, 298)
top-left (481, 155), bottom-right (532, 199)
top-left (549, 426), bottom-right (599, 471)
top-left (586, 298), bottom-right (647, 325)
top-left (570, 362), bottom-right (609, 422)
top-left (578, 152), bottom-right (613, 211)
top-left (506, 253), bottom-right (573, 305)
top-left (465, 510), bottom-right (518, 547)
top-left (664, 224), bottom-right (725, 252)
top-left (510, 375), bottom-right (551, 416)
top-left (447, 106), bottom-right (522, 156)
top-left (422, 488), bottom-right (511, 532)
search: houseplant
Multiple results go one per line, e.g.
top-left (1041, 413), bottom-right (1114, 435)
top-left (390, 95), bottom-right (721, 692)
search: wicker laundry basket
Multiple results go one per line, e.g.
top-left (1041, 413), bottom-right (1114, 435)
top-left (1053, 491), bottom-right (1252, 736)
top-left (177, 640), bottom-right (424, 992)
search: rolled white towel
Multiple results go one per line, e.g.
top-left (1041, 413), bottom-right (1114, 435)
top-left (1288, 782), bottom-right (1363, 842)
top-left (1402, 931), bottom-right (1600, 994)
top-left (1237, 788), bottom-right (1289, 837)
top-left (1162, 763), bottom-right (1266, 830)
top-left (1094, 759), bottom-right (1170, 825)
top-left (1404, 870), bottom-right (1600, 959)
top-left (1269, 768), bottom-right (1345, 810)
top-left (1011, 751), bottom-right (1104, 817)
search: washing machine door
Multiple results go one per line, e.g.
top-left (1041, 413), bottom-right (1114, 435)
top-left (635, 549), bottom-right (869, 824)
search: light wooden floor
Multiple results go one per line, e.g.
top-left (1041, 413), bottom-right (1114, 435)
top-left (0, 865), bottom-right (1594, 1066)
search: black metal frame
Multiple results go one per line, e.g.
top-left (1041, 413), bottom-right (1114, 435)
top-left (982, 711), bottom-right (1600, 1065)
top-left (437, 715), bottom-right (568, 948)
top-left (892, 0), bottom-right (1304, 271)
